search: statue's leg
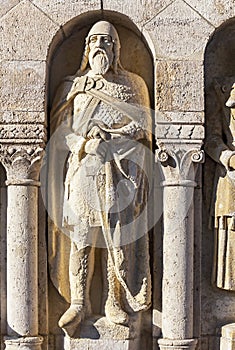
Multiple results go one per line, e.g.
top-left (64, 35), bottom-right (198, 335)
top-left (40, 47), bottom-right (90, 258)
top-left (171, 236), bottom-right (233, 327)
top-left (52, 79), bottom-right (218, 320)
top-left (105, 249), bottom-right (128, 325)
top-left (58, 242), bottom-right (95, 336)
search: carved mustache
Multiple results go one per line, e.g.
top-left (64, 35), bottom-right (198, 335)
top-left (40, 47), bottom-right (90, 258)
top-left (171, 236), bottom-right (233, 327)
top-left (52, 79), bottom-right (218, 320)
top-left (91, 48), bottom-right (107, 59)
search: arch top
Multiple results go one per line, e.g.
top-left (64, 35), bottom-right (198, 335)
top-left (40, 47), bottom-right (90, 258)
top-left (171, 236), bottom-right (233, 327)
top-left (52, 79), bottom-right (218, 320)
top-left (47, 10), bottom-right (155, 108)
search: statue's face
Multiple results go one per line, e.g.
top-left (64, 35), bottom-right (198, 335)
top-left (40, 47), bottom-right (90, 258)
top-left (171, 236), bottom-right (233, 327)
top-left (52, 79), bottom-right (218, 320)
top-left (88, 34), bottom-right (114, 75)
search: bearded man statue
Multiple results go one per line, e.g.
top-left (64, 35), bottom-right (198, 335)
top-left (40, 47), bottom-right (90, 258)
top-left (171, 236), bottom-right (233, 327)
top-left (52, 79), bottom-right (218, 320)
top-left (48, 20), bottom-right (152, 336)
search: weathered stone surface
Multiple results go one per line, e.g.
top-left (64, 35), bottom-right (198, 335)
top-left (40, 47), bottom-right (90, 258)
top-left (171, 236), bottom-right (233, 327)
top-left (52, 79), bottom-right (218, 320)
top-left (0, 124), bottom-right (46, 141)
top-left (0, 0), bottom-right (59, 60)
top-left (156, 124), bottom-right (204, 140)
top-left (102, 0), bottom-right (173, 26)
top-left (64, 338), bottom-right (139, 350)
top-left (187, 0), bottom-right (235, 28)
top-left (156, 61), bottom-right (204, 111)
top-left (156, 111), bottom-right (204, 124)
top-left (31, 0), bottom-right (101, 27)
top-left (144, 0), bottom-right (213, 60)
top-left (0, 61), bottom-right (46, 111)
top-left (0, 0), bottom-right (19, 19)
top-left (0, 111), bottom-right (45, 124)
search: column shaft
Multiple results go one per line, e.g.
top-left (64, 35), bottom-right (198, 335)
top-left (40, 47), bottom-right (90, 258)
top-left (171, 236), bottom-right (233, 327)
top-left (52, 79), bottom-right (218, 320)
top-left (159, 182), bottom-right (197, 350)
top-left (7, 185), bottom-right (38, 336)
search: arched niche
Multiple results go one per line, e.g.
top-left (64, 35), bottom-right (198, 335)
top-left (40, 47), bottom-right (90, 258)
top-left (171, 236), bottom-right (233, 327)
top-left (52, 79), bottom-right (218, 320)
top-left (204, 17), bottom-right (235, 89)
top-left (46, 10), bottom-right (155, 345)
top-left (47, 10), bottom-right (154, 110)
top-left (203, 17), bottom-right (235, 340)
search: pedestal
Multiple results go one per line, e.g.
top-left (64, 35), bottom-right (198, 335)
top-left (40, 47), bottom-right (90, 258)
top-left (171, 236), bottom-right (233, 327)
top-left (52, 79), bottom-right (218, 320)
top-left (63, 315), bottom-right (142, 350)
top-left (220, 323), bottom-right (235, 350)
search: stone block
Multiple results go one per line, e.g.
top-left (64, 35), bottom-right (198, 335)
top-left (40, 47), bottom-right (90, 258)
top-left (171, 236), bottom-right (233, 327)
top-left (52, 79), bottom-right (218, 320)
top-left (144, 0), bottom-right (213, 60)
top-left (0, 124), bottom-right (46, 142)
top-left (31, 0), bottom-right (101, 28)
top-left (156, 124), bottom-right (204, 140)
top-left (155, 61), bottom-right (204, 111)
top-left (64, 338), bottom-right (139, 350)
top-left (63, 315), bottom-right (142, 350)
top-left (0, 0), bottom-right (59, 60)
top-left (156, 111), bottom-right (204, 124)
top-left (187, 0), bottom-right (235, 28)
top-left (0, 61), bottom-right (46, 111)
top-left (0, 111), bottom-right (45, 124)
top-left (0, 0), bottom-right (19, 19)
top-left (102, 0), bottom-right (173, 26)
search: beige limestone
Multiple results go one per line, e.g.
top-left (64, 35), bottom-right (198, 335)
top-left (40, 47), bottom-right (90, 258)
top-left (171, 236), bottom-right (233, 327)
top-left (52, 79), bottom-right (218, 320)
top-left (157, 124), bottom-right (204, 140)
top-left (102, 0), bottom-right (174, 26)
top-left (6, 185), bottom-right (39, 336)
top-left (48, 20), bottom-right (152, 340)
top-left (156, 111), bottom-right (204, 124)
top-left (0, 0), bottom-right (59, 61)
top-left (0, 112), bottom-right (45, 124)
top-left (144, 0), bottom-right (213, 60)
top-left (156, 61), bottom-right (204, 112)
top-left (0, 0), bottom-right (20, 19)
top-left (31, 0), bottom-right (101, 28)
top-left (1, 0), bottom-right (235, 349)
top-left (0, 61), bottom-right (46, 112)
top-left (185, 0), bottom-right (235, 28)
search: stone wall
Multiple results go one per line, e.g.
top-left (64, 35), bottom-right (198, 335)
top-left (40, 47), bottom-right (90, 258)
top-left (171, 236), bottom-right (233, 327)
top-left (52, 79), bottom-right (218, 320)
top-left (0, 1), bottom-right (235, 350)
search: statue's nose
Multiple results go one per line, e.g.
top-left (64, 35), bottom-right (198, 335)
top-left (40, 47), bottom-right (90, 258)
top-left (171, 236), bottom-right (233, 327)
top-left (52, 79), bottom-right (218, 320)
top-left (95, 37), bottom-right (104, 48)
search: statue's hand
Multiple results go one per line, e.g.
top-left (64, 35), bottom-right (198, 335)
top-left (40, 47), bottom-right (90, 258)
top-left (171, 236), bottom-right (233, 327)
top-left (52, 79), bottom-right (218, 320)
top-left (87, 125), bottom-right (109, 140)
top-left (229, 154), bottom-right (235, 170)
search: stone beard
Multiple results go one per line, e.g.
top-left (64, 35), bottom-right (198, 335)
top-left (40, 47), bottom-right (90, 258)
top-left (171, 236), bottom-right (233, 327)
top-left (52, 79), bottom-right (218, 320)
top-left (48, 20), bottom-right (152, 337)
top-left (89, 48), bottom-right (112, 75)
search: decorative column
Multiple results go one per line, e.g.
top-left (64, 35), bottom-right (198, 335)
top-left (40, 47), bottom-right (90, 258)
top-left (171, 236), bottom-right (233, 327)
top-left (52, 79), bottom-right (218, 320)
top-left (0, 145), bottom-right (44, 350)
top-left (157, 145), bottom-right (204, 350)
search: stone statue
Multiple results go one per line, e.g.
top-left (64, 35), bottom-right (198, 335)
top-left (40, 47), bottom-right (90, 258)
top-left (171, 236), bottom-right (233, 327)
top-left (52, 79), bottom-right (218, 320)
top-left (205, 78), bottom-right (235, 291)
top-left (48, 21), bottom-right (152, 336)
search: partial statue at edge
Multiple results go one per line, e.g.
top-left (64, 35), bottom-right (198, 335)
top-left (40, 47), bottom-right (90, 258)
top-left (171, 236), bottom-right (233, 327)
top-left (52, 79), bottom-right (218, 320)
top-left (205, 77), bottom-right (235, 291)
top-left (48, 20), bottom-right (152, 336)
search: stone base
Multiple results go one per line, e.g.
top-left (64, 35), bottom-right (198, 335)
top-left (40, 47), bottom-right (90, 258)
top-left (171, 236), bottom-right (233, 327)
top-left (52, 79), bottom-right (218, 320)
top-left (4, 336), bottom-right (43, 350)
top-left (158, 338), bottom-right (198, 350)
top-left (64, 337), bottom-right (140, 350)
top-left (220, 323), bottom-right (235, 350)
top-left (64, 315), bottom-right (141, 350)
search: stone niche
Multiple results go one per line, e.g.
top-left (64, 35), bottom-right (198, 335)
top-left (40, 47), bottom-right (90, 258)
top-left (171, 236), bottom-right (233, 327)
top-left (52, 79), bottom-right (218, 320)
top-left (47, 11), bottom-right (156, 350)
top-left (203, 17), bottom-right (235, 350)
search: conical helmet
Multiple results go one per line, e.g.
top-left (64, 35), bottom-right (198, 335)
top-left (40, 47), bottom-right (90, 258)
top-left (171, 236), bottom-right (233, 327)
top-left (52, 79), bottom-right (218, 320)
top-left (87, 21), bottom-right (121, 50)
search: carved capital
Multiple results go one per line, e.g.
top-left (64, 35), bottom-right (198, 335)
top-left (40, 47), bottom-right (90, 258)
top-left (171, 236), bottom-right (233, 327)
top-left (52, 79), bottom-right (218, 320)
top-left (0, 144), bottom-right (44, 186)
top-left (156, 143), bottom-right (204, 185)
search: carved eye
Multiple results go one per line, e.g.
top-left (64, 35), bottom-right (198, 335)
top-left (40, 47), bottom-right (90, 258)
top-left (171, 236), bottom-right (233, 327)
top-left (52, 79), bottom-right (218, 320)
top-left (90, 36), bottom-right (97, 43)
top-left (103, 36), bottom-right (112, 45)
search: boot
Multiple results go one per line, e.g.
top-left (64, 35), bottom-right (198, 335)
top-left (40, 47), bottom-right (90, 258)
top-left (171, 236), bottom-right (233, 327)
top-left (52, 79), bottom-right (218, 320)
top-left (105, 253), bottom-right (128, 325)
top-left (58, 245), bottom-right (94, 336)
